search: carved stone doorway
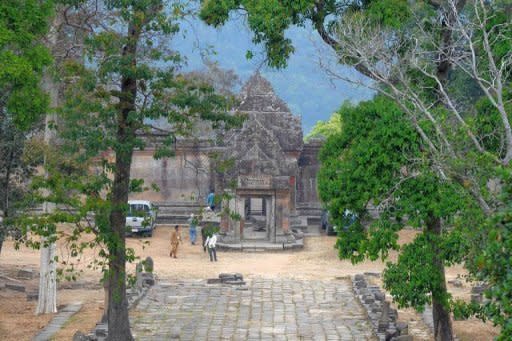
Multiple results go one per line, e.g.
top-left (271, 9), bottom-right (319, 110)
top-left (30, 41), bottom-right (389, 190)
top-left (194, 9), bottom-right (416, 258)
top-left (236, 192), bottom-right (276, 242)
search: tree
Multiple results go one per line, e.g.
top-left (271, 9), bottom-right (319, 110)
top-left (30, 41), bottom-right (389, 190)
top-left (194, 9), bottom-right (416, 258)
top-left (200, 1), bottom-right (512, 339)
top-left (0, 0), bottom-right (53, 253)
top-left (318, 97), bottom-right (482, 340)
top-left (17, 0), bottom-right (242, 339)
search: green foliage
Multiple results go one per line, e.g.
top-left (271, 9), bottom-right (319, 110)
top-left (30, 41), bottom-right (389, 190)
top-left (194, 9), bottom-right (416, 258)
top-left (304, 109), bottom-right (342, 142)
top-left (0, 0), bottom-right (52, 130)
top-left (451, 167), bottom-right (512, 339)
top-left (318, 96), bottom-right (476, 312)
top-left (383, 232), bottom-right (449, 311)
top-left (14, 1), bottom-right (244, 297)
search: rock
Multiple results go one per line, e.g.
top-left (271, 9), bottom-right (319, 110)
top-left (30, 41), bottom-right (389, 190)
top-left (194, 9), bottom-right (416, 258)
top-left (448, 279), bottom-right (463, 288)
top-left (6, 283), bottom-right (25, 292)
top-left (72, 331), bottom-right (89, 341)
top-left (364, 272), bottom-right (381, 278)
top-left (354, 274), bottom-right (365, 281)
top-left (363, 295), bottom-right (375, 304)
top-left (386, 326), bottom-right (398, 339)
top-left (207, 278), bottom-right (222, 284)
top-left (140, 273), bottom-right (155, 287)
top-left (224, 280), bottom-right (246, 286)
top-left (26, 291), bottom-right (38, 301)
top-left (471, 285), bottom-right (486, 294)
top-left (374, 291), bottom-right (386, 302)
top-left (371, 305), bottom-right (383, 314)
top-left (95, 323), bottom-right (108, 337)
top-left (471, 293), bottom-right (482, 304)
top-left (17, 268), bottom-right (35, 280)
top-left (143, 256), bottom-right (154, 273)
top-left (392, 336), bottom-right (413, 341)
top-left (396, 321), bottom-right (408, 335)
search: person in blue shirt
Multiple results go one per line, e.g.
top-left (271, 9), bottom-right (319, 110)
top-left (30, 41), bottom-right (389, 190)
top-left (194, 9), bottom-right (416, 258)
top-left (206, 190), bottom-right (215, 211)
top-left (188, 213), bottom-right (198, 245)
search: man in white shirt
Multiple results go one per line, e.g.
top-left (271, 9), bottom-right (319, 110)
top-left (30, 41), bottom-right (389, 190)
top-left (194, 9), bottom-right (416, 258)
top-left (204, 233), bottom-right (218, 262)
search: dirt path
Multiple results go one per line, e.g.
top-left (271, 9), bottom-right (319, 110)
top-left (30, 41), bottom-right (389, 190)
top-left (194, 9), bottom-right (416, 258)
top-left (0, 227), bottom-right (499, 340)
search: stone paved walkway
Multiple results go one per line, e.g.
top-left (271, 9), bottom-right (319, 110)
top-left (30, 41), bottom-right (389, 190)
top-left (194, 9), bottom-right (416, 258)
top-left (131, 278), bottom-right (376, 340)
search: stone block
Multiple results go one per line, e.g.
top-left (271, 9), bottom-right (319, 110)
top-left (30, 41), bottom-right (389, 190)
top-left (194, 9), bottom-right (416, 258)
top-left (26, 291), bottom-right (38, 301)
top-left (220, 276), bottom-right (237, 283)
top-left (143, 257), bottom-right (154, 273)
top-left (6, 283), bottom-right (25, 292)
top-left (355, 281), bottom-right (367, 289)
top-left (224, 280), bottom-right (246, 286)
top-left (95, 323), bottom-right (108, 337)
top-left (72, 331), bottom-right (89, 341)
top-left (363, 295), bottom-right (375, 304)
top-left (471, 293), bottom-right (482, 304)
top-left (207, 278), bottom-right (222, 284)
top-left (374, 291), bottom-right (386, 302)
top-left (377, 321), bottom-right (388, 333)
top-left (17, 268), bottom-right (35, 280)
top-left (448, 279), bottom-right (463, 288)
top-left (396, 322), bottom-right (408, 335)
top-left (371, 305), bottom-right (383, 314)
top-left (354, 274), bottom-right (365, 281)
top-left (386, 327), bottom-right (398, 339)
top-left (141, 273), bottom-right (155, 287)
top-left (364, 272), bottom-right (381, 278)
top-left (471, 285), bottom-right (486, 294)
top-left (392, 336), bottom-right (413, 341)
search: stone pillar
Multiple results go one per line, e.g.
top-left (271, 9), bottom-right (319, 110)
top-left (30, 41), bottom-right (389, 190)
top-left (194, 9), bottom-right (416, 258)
top-left (236, 196), bottom-right (245, 240)
top-left (265, 196), bottom-right (271, 241)
top-left (269, 195), bottom-right (276, 243)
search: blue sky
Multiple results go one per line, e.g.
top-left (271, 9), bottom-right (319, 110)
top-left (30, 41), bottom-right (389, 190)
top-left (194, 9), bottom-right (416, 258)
top-left (174, 14), bottom-right (374, 134)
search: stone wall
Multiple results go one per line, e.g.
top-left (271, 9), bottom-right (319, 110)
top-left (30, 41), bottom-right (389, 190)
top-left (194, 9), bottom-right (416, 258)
top-left (130, 148), bottom-right (212, 203)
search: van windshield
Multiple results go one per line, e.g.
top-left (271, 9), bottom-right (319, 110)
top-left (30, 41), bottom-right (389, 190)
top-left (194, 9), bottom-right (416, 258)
top-left (128, 204), bottom-right (150, 217)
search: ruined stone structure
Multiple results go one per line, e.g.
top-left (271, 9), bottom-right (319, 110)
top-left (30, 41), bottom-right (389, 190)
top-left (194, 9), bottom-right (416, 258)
top-left (130, 73), bottom-right (323, 247)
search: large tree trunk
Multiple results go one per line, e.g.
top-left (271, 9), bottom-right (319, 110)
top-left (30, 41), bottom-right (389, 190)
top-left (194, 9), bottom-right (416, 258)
top-left (427, 214), bottom-right (454, 341)
top-left (36, 230), bottom-right (57, 314)
top-left (106, 20), bottom-right (139, 341)
top-left (106, 147), bottom-right (133, 340)
top-left (36, 12), bottom-right (61, 315)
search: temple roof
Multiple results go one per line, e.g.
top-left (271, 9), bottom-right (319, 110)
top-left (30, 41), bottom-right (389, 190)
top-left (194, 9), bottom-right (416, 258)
top-left (225, 73), bottom-right (303, 166)
top-left (237, 73), bottom-right (291, 113)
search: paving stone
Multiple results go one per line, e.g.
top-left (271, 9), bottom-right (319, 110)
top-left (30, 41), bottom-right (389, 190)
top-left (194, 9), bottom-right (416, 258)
top-left (130, 278), bottom-right (377, 340)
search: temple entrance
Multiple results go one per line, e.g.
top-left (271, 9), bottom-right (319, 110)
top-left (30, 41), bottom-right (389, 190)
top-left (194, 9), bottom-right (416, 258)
top-left (241, 195), bottom-right (274, 241)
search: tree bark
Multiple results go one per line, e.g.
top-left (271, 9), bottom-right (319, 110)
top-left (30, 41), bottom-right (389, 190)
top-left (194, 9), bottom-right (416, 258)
top-left (427, 214), bottom-right (454, 341)
top-left (36, 11), bottom-right (61, 315)
top-left (36, 234), bottom-right (57, 314)
top-left (106, 20), bottom-right (139, 341)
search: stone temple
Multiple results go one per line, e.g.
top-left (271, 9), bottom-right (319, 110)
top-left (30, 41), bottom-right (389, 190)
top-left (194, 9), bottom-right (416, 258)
top-left (130, 73), bottom-right (323, 249)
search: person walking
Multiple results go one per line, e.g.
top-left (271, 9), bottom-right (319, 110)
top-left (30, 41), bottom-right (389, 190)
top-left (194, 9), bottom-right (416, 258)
top-left (169, 225), bottom-right (181, 258)
top-left (188, 213), bottom-right (198, 245)
top-left (204, 232), bottom-right (218, 262)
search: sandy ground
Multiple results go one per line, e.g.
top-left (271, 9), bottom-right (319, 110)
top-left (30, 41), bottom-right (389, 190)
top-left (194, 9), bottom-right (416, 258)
top-left (0, 226), bottom-right (500, 340)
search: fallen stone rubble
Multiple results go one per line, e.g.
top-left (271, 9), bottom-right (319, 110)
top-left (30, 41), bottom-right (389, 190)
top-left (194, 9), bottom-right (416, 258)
top-left (353, 273), bottom-right (411, 341)
top-left (75, 257), bottom-right (156, 341)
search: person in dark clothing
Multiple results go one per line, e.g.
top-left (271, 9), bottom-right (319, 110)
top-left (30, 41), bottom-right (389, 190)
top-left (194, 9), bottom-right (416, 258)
top-left (200, 226), bottom-right (207, 253)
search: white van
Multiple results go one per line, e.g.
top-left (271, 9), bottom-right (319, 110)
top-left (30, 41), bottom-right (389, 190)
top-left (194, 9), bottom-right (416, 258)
top-left (126, 200), bottom-right (157, 237)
